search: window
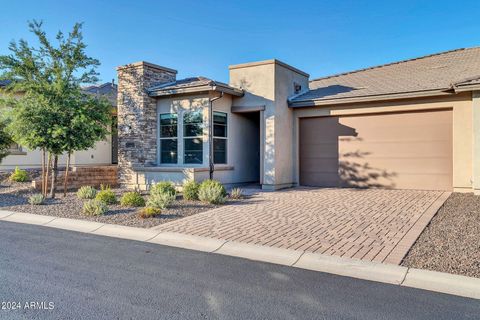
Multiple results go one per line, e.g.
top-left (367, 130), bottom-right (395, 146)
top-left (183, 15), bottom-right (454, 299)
top-left (183, 111), bottom-right (203, 164)
top-left (159, 113), bottom-right (178, 164)
top-left (213, 112), bottom-right (227, 164)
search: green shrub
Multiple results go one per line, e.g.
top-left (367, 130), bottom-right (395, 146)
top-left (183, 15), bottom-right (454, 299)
top-left (137, 207), bottom-right (161, 219)
top-left (95, 185), bottom-right (117, 204)
top-left (120, 191), bottom-right (145, 207)
top-left (83, 199), bottom-right (108, 216)
top-left (229, 187), bottom-right (244, 200)
top-left (150, 181), bottom-right (176, 196)
top-left (28, 194), bottom-right (45, 205)
top-left (182, 180), bottom-right (199, 200)
top-left (146, 192), bottom-right (175, 209)
top-left (198, 179), bottom-right (226, 204)
top-left (10, 166), bottom-right (28, 182)
top-left (77, 186), bottom-right (97, 199)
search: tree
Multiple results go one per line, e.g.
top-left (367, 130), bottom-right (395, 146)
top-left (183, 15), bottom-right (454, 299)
top-left (0, 118), bottom-right (12, 162)
top-left (0, 21), bottom-right (111, 197)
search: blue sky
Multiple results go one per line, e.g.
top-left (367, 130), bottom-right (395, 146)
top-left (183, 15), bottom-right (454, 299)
top-left (1, 0), bottom-right (480, 84)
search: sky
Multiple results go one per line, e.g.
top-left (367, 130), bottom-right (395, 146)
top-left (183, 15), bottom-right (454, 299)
top-left (1, 0), bottom-right (480, 84)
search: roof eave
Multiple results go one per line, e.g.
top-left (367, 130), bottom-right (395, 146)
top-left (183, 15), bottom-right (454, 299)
top-left (289, 89), bottom-right (454, 107)
top-left (454, 84), bottom-right (480, 92)
top-left (149, 84), bottom-right (244, 98)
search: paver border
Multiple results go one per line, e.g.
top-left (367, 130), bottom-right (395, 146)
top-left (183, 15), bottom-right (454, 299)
top-left (0, 210), bottom-right (479, 300)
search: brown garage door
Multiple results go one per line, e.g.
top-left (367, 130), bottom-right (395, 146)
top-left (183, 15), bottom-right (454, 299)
top-left (299, 109), bottom-right (453, 190)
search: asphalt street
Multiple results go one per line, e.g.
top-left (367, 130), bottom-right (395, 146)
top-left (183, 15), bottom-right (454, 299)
top-left (0, 221), bottom-right (478, 319)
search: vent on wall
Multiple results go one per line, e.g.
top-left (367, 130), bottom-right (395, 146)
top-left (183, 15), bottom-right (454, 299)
top-left (294, 82), bottom-right (302, 94)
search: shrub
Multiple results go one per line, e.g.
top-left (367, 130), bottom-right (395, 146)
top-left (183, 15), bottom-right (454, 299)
top-left (28, 194), bottom-right (45, 205)
top-left (137, 207), bottom-right (161, 219)
top-left (146, 192), bottom-right (175, 209)
top-left (10, 166), bottom-right (28, 182)
top-left (95, 185), bottom-right (117, 204)
top-left (83, 199), bottom-right (108, 216)
top-left (198, 179), bottom-right (226, 204)
top-left (120, 191), bottom-right (145, 207)
top-left (182, 180), bottom-right (199, 200)
top-left (77, 186), bottom-right (97, 199)
top-left (150, 181), bottom-right (176, 196)
top-left (229, 187), bottom-right (244, 200)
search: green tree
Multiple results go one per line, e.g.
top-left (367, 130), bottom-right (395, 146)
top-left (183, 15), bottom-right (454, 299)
top-left (0, 118), bottom-right (12, 162)
top-left (0, 21), bottom-right (111, 198)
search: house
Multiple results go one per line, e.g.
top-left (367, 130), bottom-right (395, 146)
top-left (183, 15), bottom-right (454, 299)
top-left (0, 81), bottom-right (117, 170)
top-left (118, 47), bottom-right (480, 193)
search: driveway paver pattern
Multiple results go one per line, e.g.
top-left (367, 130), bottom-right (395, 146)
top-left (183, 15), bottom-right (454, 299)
top-left (153, 188), bottom-right (449, 264)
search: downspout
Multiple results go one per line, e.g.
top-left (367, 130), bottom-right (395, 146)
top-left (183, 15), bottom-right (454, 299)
top-left (209, 91), bottom-right (224, 180)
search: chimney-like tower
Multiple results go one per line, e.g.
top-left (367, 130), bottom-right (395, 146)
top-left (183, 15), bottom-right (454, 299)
top-left (116, 61), bottom-right (177, 186)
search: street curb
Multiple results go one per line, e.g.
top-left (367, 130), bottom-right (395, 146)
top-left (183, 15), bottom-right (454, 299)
top-left (293, 252), bottom-right (408, 285)
top-left (402, 268), bottom-right (480, 300)
top-left (0, 210), bottom-right (479, 300)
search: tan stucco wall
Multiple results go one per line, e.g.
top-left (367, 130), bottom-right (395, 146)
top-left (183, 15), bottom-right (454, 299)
top-left (292, 92), bottom-right (473, 192)
top-left (131, 92), bottom-right (260, 188)
top-left (230, 60), bottom-right (309, 189)
top-left (0, 139), bottom-right (112, 170)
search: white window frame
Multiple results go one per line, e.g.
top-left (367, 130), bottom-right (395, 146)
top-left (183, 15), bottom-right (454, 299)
top-left (183, 110), bottom-right (204, 165)
top-left (158, 113), bottom-right (178, 165)
top-left (213, 111), bottom-right (228, 165)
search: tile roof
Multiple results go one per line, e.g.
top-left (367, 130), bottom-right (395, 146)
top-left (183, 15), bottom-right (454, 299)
top-left (291, 47), bottom-right (480, 105)
top-left (148, 76), bottom-right (243, 97)
top-left (0, 79), bottom-right (11, 87)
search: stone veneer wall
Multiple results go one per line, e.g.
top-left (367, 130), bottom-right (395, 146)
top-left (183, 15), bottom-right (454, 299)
top-left (116, 62), bottom-right (177, 186)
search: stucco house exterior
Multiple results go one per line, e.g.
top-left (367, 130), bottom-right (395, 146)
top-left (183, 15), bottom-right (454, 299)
top-left (117, 47), bottom-right (480, 194)
top-left (0, 81), bottom-right (117, 170)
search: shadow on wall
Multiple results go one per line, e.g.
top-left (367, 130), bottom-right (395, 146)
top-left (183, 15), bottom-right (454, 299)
top-left (306, 85), bottom-right (358, 99)
top-left (300, 117), bottom-right (397, 189)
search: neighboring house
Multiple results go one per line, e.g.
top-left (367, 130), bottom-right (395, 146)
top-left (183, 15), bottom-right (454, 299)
top-left (0, 81), bottom-right (117, 170)
top-left (117, 47), bottom-right (480, 194)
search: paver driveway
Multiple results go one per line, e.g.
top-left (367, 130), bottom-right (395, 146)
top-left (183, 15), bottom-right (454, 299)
top-left (154, 188), bottom-right (450, 264)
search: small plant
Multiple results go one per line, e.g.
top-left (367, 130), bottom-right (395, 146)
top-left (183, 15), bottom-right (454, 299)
top-left (198, 179), bottom-right (226, 204)
top-left (28, 194), bottom-right (45, 205)
top-left (146, 192), bottom-right (176, 209)
top-left (150, 181), bottom-right (176, 196)
top-left (137, 207), bottom-right (161, 219)
top-left (77, 186), bottom-right (97, 199)
top-left (120, 191), bottom-right (145, 207)
top-left (230, 187), bottom-right (244, 200)
top-left (83, 199), bottom-right (108, 216)
top-left (182, 180), bottom-right (199, 200)
top-left (95, 185), bottom-right (117, 204)
top-left (10, 166), bottom-right (28, 182)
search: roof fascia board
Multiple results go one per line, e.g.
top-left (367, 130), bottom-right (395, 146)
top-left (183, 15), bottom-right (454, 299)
top-left (289, 89), bottom-right (453, 107)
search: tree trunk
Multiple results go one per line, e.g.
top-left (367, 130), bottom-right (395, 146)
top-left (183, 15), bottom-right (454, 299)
top-left (45, 153), bottom-right (51, 197)
top-left (41, 149), bottom-right (46, 196)
top-left (49, 155), bottom-right (58, 199)
top-left (63, 152), bottom-right (71, 197)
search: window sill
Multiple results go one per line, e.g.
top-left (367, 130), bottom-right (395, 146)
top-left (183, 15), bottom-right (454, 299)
top-left (132, 165), bottom-right (234, 173)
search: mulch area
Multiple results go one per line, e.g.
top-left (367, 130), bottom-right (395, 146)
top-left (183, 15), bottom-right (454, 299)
top-left (402, 192), bottom-right (480, 278)
top-left (0, 181), bottom-right (231, 228)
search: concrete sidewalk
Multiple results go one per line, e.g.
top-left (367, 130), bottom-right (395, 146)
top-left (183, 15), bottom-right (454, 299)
top-left (1, 209), bottom-right (479, 300)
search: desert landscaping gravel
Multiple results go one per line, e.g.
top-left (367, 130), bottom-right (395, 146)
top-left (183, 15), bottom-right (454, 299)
top-left (402, 192), bottom-right (480, 278)
top-left (0, 182), bottom-right (230, 228)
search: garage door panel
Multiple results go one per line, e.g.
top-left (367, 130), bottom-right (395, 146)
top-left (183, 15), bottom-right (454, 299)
top-left (299, 110), bottom-right (453, 191)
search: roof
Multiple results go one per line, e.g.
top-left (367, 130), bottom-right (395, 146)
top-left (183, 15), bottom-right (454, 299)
top-left (0, 79), bottom-right (11, 87)
top-left (290, 47), bottom-right (480, 107)
top-left (148, 76), bottom-right (244, 97)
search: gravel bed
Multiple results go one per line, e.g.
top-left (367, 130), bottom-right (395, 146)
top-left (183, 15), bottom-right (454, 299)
top-left (402, 192), bottom-right (480, 278)
top-left (0, 182), bottom-right (232, 228)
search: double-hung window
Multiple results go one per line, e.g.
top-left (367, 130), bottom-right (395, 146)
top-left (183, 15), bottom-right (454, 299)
top-left (159, 113), bottom-right (178, 164)
top-left (213, 112), bottom-right (227, 164)
top-left (183, 110), bottom-right (203, 164)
